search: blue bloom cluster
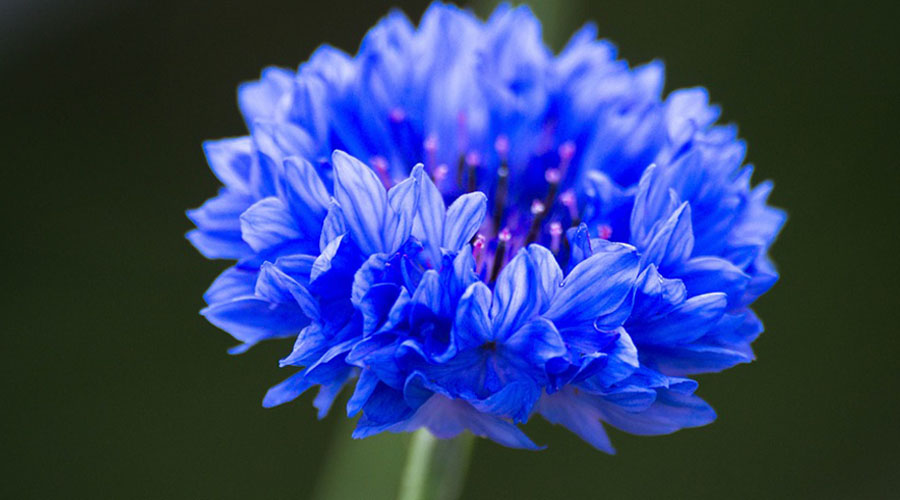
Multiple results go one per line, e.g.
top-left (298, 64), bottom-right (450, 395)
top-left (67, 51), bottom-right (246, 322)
top-left (188, 3), bottom-right (784, 451)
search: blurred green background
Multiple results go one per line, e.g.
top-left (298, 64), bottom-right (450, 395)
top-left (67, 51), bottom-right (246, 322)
top-left (2, 0), bottom-right (898, 498)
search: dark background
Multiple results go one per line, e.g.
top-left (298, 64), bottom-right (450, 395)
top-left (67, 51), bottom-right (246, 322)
top-left (3, 1), bottom-right (898, 498)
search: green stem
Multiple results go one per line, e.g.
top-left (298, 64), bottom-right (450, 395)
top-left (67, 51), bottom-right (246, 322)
top-left (397, 430), bottom-right (475, 500)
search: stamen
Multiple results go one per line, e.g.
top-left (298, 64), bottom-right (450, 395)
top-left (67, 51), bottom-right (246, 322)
top-left (456, 112), bottom-right (468, 144)
top-left (371, 156), bottom-right (391, 188)
top-left (489, 228), bottom-right (511, 284)
top-left (525, 200), bottom-right (547, 244)
top-left (423, 135), bottom-right (438, 168)
top-left (544, 168), bottom-right (561, 209)
top-left (492, 137), bottom-right (510, 233)
top-left (389, 108), bottom-right (407, 123)
top-left (558, 141), bottom-right (576, 175)
top-left (559, 228), bottom-right (571, 270)
top-left (597, 224), bottom-right (613, 240)
top-left (473, 234), bottom-right (486, 273)
top-left (455, 112), bottom-right (469, 188)
top-left (432, 163), bottom-right (449, 184)
top-left (545, 168), bottom-right (562, 184)
top-left (560, 190), bottom-right (580, 226)
top-left (466, 151), bottom-right (481, 192)
top-left (549, 222), bottom-right (563, 254)
top-left (494, 135), bottom-right (509, 159)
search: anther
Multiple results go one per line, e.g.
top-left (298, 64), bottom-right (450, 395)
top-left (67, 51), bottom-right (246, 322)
top-left (466, 151), bottom-right (481, 192)
top-left (432, 163), bottom-right (449, 184)
top-left (597, 224), bottom-right (613, 240)
top-left (492, 136), bottom-right (510, 233)
top-left (371, 156), bottom-right (391, 188)
top-left (489, 229), bottom-right (511, 284)
top-left (560, 190), bottom-right (580, 226)
top-left (549, 222), bottom-right (563, 254)
top-left (424, 135), bottom-right (438, 154)
top-left (544, 168), bottom-right (562, 209)
top-left (389, 108), bottom-right (407, 123)
top-left (494, 135), bottom-right (510, 159)
top-left (558, 141), bottom-right (576, 174)
top-left (545, 168), bottom-right (562, 184)
top-left (423, 135), bottom-right (438, 172)
top-left (525, 200), bottom-right (547, 244)
top-left (473, 234), bottom-right (486, 273)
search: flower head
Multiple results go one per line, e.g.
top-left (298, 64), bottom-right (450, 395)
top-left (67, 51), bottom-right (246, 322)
top-left (187, 2), bottom-right (784, 451)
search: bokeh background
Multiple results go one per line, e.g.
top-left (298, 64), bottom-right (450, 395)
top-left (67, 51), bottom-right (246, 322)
top-left (3, 0), bottom-right (898, 498)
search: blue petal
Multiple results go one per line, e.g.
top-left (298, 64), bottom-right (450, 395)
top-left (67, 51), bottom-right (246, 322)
top-left (347, 369), bottom-right (381, 417)
top-left (598, 388), bottom-right (716, 436)
top-left (442, 247), bottom-right (479, 314)
top-left (641, 201), bottom-right (694, 272)
top-left (351, 254), bottom-right (390, 306)
top-left (592, 328), bottom-right (639, 387)
top-left (453, 282), bottom-right (493, 350)
top-left (272, 254), bottom-right (316, 283)
top-left (202, 137), bottom-right (254, 194)
top-left (375, 288), bottom-right (412, 335)
top-left (238, 67), bottom-right (294, 125)
top-left (491, 251), bottom-right (540, 340)
top-left (544, 242), bottom-right (639, 327)
top-left (665, 88), bottom-right (720, 146)
top-left (311, 234), bottom-right (363, 283)
top-left (252, 120), bottom-right (316, 170)
top-left (256, 262), bottom-right (319, 321)
top-left (355, 383), bottom-right (415, 428)
top-left (280, 323), bottom-right (328, 367)
top-left (359, 283), bottom-right (401, 336)
top-left (411, 270), bottom-right (442, 317)
top-left (187, 189), bottom-right (253, 233)
top-left (282, 156), bottom-right (329, 231)
top-left (553, 324), bottom-right (618, 359)
top-left (201, 296), bottom-right (307, 350)
top-left (580, 170), bottom-right (632, 237)
top-left (629, 164), bottom-right (669, 248)
top-left (412, 169), bottom-right (446, 265)
top-left (740, 256), bottom-right (780, 306)
top-left (304, 340), bottom-right (356, 379)
top-left (443, 192), bottom-right (487, 251)
top-left (290, 74), bottom-right (331, 146)
top-left (239, 197), bottom-right (303, 253)
top-left (565, 224), bottom-right (593, 269)
top-left (313, 379), bottom-right (348, 419)
top-left (370, 389), bottom-right (540, 450)
top-left (526, 244), bottom-right (562, 309)
top-left (319, 200), bottom-right (348, 252)
top-left (537, 389), bottom-right (615, 453)
top-left (502, 317), bottom-right (567, 374)
top-left (384, 164), bottom-right (422, 253)
top-left (466, 380), bottom-right (540, 423)
top-left (332, 150), bottom-right (389, 255)
top-left (203, 266), bottom-right (257, 304)
top-left (629, 293), bottom-right (727, 346)
top-left (630, 264), bottom-right (687, 320)
top-left (402, 371), bottom-right (438, 410)
top-left (678, 256), bottom-right (750, 308)
top-left (643, 343), bottom-right (754, 376)
top-left (262, 371), bottom-right (312, 408)
top-left (186, 229), bottom-right (252, 260)
top-left (600, 385), bottom-right (657, 413)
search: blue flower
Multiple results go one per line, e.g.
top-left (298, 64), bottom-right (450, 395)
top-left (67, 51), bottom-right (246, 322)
top-left (188, 2), bottom-right (784, 452)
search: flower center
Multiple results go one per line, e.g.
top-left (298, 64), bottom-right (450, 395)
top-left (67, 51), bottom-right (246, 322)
top-left (430, 132), bottom-right (579, 281)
